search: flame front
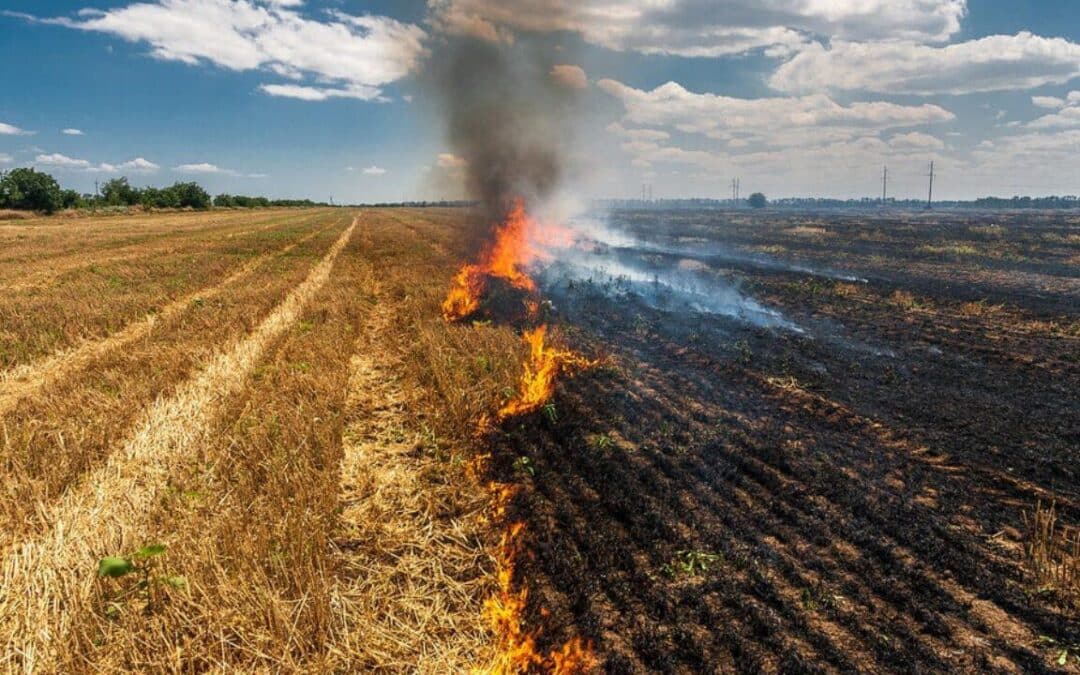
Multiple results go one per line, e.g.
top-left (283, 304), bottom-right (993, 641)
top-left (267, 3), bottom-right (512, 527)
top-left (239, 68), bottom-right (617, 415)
top-left (445, 199), bottom-right (597, 673)
top-left (498, 326), bottom-right (595, 420)
top-left (478, 488), bottom-right (596, 675)
top-left (442, 200), bottom-right (538, 322)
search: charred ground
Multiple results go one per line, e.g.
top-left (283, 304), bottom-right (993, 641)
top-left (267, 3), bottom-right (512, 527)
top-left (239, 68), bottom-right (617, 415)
top-left (482, 209), bottom-right (1079, 673)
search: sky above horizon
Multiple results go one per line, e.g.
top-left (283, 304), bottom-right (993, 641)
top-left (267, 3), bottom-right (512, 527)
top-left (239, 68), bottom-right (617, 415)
top-left (1, 0), bottom-right (1079, 203)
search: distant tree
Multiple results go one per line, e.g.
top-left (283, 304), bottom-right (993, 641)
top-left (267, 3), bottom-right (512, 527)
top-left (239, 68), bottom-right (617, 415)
top-left (60, 189), bottom-right (83, 209)
top-left (170, 182), bottom-right (211, 209)
top-left (214, 193), bottom-right (234, 208)
top-left (101, 177), bottom-right (141, 206)
top-left (0, 168), bottom-right (63, 213)
top-left (140, 186), bottom-right (180, 209)
top-left (748, 192), bottom-right (767, 209)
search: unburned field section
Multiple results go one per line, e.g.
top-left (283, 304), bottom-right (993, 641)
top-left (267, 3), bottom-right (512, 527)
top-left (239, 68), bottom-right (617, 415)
top-left (476, 212), bottom-right (1078, 672)
top-left (0, 219), bottom-right (348, 549)
top-left (0, 210), bottom-right (336, 369)
top-left (47, 210), bottom-right (508, 671)
top-left (0, 208), bottom-right (314, 275)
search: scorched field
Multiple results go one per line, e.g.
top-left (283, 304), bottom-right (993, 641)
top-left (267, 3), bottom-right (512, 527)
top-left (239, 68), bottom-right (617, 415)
top-left (0, 206), bottom-right (1077, 674)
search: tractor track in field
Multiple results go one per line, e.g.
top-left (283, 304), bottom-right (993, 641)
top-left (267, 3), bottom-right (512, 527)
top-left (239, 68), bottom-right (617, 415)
top-left (0, 219), bottom-right (356, 673)
top-left (328, 270), bottom-right (492, 672)
top-left (0, 219), bottom-right (340, 418)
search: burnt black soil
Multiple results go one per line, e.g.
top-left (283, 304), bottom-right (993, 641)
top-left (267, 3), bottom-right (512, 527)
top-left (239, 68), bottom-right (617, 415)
top-left (485, 210), bottom-right (1079, 674)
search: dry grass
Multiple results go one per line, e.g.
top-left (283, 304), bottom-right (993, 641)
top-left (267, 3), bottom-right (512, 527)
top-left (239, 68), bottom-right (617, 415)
top-left (0, 210), bottom-right (340, 368)
top-left (0, 210), bottom-right (34, 221)
top-left (0, 218), bottom-right (336, 416)
top-left (0, 220), bottom-right (347, 547)
top-left (0, 208), bottom-right (539, 672)
top-left (0, 221), bottom-right (355, 672)
top-left (1024, 501), bottom-right (1079, 608)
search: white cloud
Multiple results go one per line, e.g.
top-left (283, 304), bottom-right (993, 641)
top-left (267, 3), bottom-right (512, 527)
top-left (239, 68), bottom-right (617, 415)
top-left (119, 157), bottom-right (160, 172)
top-left (771, 33), bottom-right (1080, 95)
top-left (35, 153), bottom-right (93, 169)
top-left (598, 80), bottom-right (954, 149)
top-left (34, 153), bottom-right (157, 173)
top-left (550, 64), bottom-right (588, 90)
top-left (1027, 93), bottom-right (1080, 129)
top-left (428, 0), bottom-right (966, 57)
top-left (1032, 96), bottom-right (1065, 110)
top-left (437, 153), bottom-right (467, 169)
top-left (61, 128), bottom-right (85, 136)
top-left (0, 153), bottom-right (12, 164)
top-left (889, 132), bottom-right (945, 150)
top-left (39, 0), bottom-right (426, 102)
top-left (362, 166), bottom-right (387, 175)
top-left (174, 162), bottom-right (235, 175)
top-left (0, 122), bottom-right (33, 136)
top-left (258, 83), bottom-right (386, 101)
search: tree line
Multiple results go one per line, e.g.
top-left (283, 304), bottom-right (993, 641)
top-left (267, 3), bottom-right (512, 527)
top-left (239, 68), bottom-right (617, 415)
top-left (0, 167), bottom-right (328, 214)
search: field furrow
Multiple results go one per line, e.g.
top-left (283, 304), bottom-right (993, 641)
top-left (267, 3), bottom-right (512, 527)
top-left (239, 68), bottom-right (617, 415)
top-left (0, 219), bottom-right (355, 672)
top-left (0, 219), bottom-right (335, 417)
top-left (327, 286), bottom-right (491, 672)
top-left (0, 219), bottom-right (347, 548)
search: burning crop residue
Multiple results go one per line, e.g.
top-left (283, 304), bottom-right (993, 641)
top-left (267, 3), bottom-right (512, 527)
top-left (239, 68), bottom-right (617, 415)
top-left (443, 201), bottom-right (598, 673)
top-left (498, 325), bottom-right (595, 420)
top-left (479, 485), bottom-right (596, 675)
top-left (443, 200), bottom-right (538, 322)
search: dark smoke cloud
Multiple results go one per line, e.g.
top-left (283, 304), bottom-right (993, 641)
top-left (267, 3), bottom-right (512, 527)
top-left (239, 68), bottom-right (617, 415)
top-left (423, 25), bottom-right (581, 229)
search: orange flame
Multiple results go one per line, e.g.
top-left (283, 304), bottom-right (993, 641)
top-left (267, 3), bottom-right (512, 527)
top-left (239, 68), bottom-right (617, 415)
top-left (498, 325), bottom-right (595, 420)
top-left (443, 200), bottom-right (539, 322)
top-left (445, 199), bottom-right (598, 672)
top-left (478, 489), bottom-right (597, 675)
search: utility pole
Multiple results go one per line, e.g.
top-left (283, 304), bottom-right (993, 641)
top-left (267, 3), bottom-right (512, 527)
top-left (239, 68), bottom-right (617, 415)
top-left (882, 165), bottom-right (888, 205)
top-left (642, 183), bottom-right (647, 205)
top-left (927, 161), bottom-right (935, 209)
top-left (736, 178), bottom-right (740, 203)
top-left (647, 184), bottom-right (652, 203)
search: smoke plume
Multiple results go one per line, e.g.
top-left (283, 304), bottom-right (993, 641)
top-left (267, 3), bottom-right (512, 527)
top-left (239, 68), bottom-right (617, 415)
top-left (424, 18), bottom-right (580, 228)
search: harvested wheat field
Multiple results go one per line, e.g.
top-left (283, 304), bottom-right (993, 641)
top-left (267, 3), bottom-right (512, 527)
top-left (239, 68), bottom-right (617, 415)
top-left (0, 206), bottom-right (1077, 675)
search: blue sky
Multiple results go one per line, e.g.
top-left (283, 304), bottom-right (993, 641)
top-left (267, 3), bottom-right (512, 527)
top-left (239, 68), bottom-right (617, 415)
top-left (1, 0), bottom-right (1078, 202)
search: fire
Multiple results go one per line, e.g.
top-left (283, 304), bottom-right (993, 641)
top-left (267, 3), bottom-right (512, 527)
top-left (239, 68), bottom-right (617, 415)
top-left (446, 198), bottom-right (597, 673)
top-left (477, 487), bottom-right (597, 675)
top-left (498, 326), bottom-right (594, 420)
top-left (442, 200), bottom-right (539, 322)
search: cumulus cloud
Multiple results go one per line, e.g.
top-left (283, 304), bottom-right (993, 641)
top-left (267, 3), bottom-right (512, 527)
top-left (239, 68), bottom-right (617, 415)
top-left (32, 0), bottom-right (426, 102)
top-left (771, 33), bottom-right (1080, 95)
top-left (428, 0), bottom-right (966, 57)
top-left (0, 122), bottom-right (33, 136)
top-left (61, 128), bottom-right (85, 135)
top-left (33, 152), bottom-right (147, 173)
top-left (174, 162), bottom-right (235, 175)
top-left (599, 79), bottom-right (954, 148)
top-left (889, 132), bottom-right (945, 150)
top-left (1026, 91), bottom-right (1080, 129)
top-left (259, 83), bottom-right (386, 101)
top-left (551, 64), bottom-right (588, 90)
top-left (362, 166), bottom-right (387, 175)
top-left (119, 157), bottom-right (160, 172)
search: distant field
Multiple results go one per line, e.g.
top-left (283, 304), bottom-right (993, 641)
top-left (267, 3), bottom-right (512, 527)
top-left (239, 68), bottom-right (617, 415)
top-left (0, 208), bottom-right (1076, 673)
